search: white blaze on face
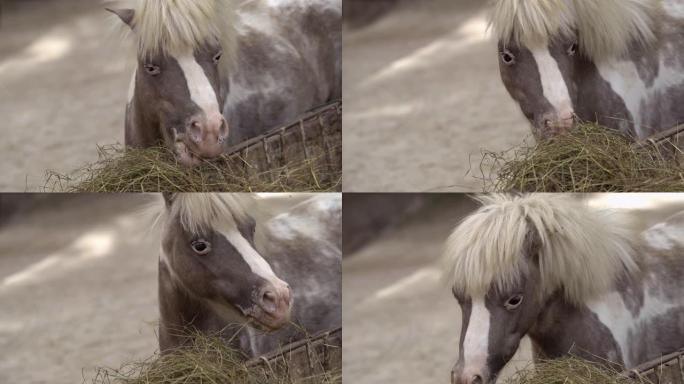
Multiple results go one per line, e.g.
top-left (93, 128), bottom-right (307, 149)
top-left (531, 47), bottom-right (574, 119)
top-left (128, 69), bottom-right (136, 104)
top-left (173, 50), bottom-right (222, 120)
top-left (462, 296), bottom-right (491, 377)
top-left (217, 219), bottom-right (282, 285)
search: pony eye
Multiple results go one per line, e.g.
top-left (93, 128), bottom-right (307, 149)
top-left (191, 239), bottom-right (211, 255)
top-left (567, 43), bottom-right (578, 56)
top-left (144, 64), bottom-right (160, 75)
top-left (213, 51), bottom-right (223, 64)
top-left (501, 50), bottom-right (515, 65)
top-left (504, 294), bottom-right (524, 311)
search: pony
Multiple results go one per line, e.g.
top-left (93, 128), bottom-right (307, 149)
top-left (490, 0), bottom-right (684, 140)
top-left (107, 0), bottom-right (341, 166)
top-left (443, 194), bottom-right (684, 384)
top-left (156, 193), bottom-right (341, 356)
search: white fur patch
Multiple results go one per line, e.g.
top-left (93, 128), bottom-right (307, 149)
top-left (174, 51), bottom-right (221, 119)
top-left (663, 0), bottom-right (684, 19)
top-left (595, 60), bottom-right (646, 135)
top-left (642, 222), bottom-right (684, 250)
top-left (587, 289), bottom-right (680, 367)
top-left (531, 47), bottom-right (573, 117)
top-left (462, 297), bottom-right (491, 377)
top-left (267, 194), bottom-right (341, 241)
top-left (595, 56), bottom-right (684, 138)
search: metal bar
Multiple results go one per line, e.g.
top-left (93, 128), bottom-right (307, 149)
top-left (224, 100), bottom-right (342, 155)
top-left (623, 349), bottom-right (684, 378)
top-left (633, 125), bottom-right (684, 150)
top-left (245, 327), bottom-right (342, 368)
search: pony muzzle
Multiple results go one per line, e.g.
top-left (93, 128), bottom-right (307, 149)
top-left (253, 281), bottom-right (292, 330)
top-left (538, 109), bottom-right (575, 138)
top-left (452, 362), bottom-right (491, 384)
top-left (186, 112), bottom-right (228, 159)
top-left (452, 369), bottom-right (488, 384)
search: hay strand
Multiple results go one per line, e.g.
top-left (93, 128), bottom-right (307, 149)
top-left (505, 357), bottom-right (652, 384)
top-left (43, 144), bottom-right (341, 193)
top-left (89, 330), bottom-right (341, 384)
top-left (482, 123), bottom-right (684, 192)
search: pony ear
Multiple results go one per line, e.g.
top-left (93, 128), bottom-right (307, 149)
top-left (162, 193), bottom-right (176, 209)
top-left (106, 8), bottom-right (135, 28)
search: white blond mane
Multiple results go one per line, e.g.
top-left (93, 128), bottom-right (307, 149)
top-left (114, 0), bottom-right (237, 61)
top-left (165, 193), bottom-right (251, 234)
top-left (490, 0), bottom-right (661, 60)
top-left (443, 194), bottom-right (639, 305)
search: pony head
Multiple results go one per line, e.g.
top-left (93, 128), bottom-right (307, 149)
top-left (443, 194), bottom-right (638, 384)
top-left (108, 0), bottom-right (237, 165)
top-left (490, 0), bottom-right (660, 138)
top-left (158, 193), bottom-right (292, 331)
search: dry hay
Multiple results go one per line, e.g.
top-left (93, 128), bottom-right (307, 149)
top-left (481, 123), bottom-right (684, 192)
top-left (504, 357), bottom-right (651, 384)
top-left (43, 145), bottom-right (341, 193)
top-left (89, 331), bottom-right (341, 384)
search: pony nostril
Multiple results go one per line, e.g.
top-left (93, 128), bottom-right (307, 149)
top-left (471, 374), bottom-right (483, 384)
top-left (217, 120), bottom-right (228, 144)
top-left (189, 120), bottom-right (203, 142)
top-left (261, 290), bottom-right (277, 313)
top-left (220, 119), bottom-right (228, 136)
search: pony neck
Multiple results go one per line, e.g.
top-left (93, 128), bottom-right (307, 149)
top-left (527, 280), bottom-right (642, 369)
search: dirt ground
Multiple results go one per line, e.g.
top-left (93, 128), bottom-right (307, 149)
top-left (342, 194), bottom-right (684, 384)
top-left (0, 193), bottom-right (318, 384)
top-left (0, 0), bottom-right (132, 191)
top-left (342, 0), bottom-right (530, 192)
top-left (0, 194), bottom-right (158, 384)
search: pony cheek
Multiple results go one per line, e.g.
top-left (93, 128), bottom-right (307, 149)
top-left (488, 336), bottom-right (522, 375)
top-left (211, 279), bottom-right (251, 309)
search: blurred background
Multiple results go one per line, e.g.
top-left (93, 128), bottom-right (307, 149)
top-left (0, 192), bottom-right (321, 383)
top-left (342, 0), bottom-right (529, 192)
top-left (342, 193), bottom-right (684, 384)
top-left (0, 0), bottom-right (130, 191)
top-left (0, 194), bottom-right (158, 383)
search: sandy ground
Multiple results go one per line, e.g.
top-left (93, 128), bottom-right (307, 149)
top-left (342, 194), bottom-right (684, 384)
top-left (0, 194), bottom-right (159, 384)
top-left (0, 0), bottom-right (132, 191)
top-left (0, 193), bottom-right (320, 384)
top-left (342, 0), bottom-right (530, 192)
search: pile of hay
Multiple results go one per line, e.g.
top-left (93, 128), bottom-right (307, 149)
top-left (89, 333), bottom-right (341, 384)
top-left (44, 145), bottom-right (340, 192)
top-left (482, 124), bottom-right (684, 192)
top-left (505, 357), bottom-right (650, 384)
